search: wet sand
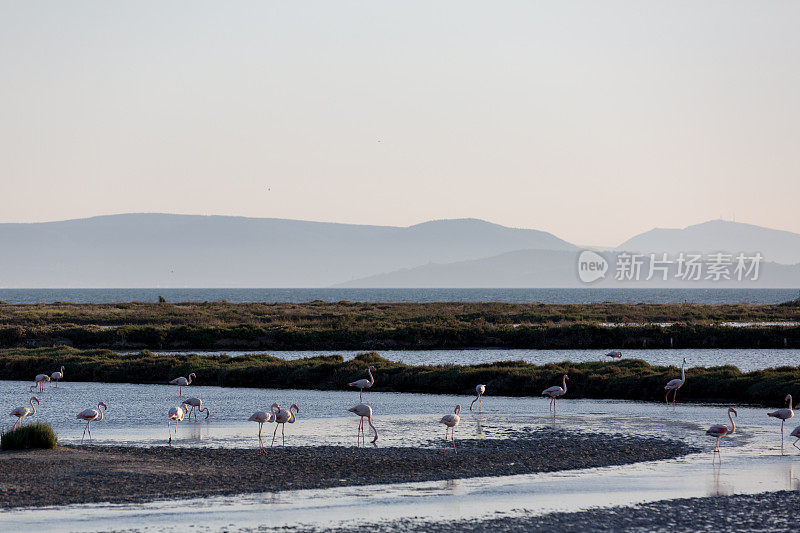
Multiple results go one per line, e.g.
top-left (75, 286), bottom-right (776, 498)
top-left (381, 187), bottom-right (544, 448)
top-left (0, 429), bottom-right (692, 509)
top-left (320, 490), bottom-right (799, 532)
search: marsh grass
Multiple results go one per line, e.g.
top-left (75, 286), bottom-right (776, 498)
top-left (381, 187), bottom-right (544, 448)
top-left (1, 422), bottom-right (57, 450)
top-left (1, 347), bottom-right (798, 406)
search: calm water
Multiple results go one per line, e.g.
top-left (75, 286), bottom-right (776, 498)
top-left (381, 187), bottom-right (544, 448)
top-left (0, 288), bottom-right (797, 304)
top-left (125, 348), bottom-right (800, 373)
top-left (2, 379), bottom-right (799, 531)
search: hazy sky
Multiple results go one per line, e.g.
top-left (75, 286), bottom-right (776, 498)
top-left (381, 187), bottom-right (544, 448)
top-left (1, 1), bottom-right (798, 246)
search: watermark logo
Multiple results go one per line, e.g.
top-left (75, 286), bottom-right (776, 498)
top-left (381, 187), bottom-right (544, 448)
top-left (577, 250), bottom-right (609, 283)
top-left (576, 251), bottom-right (764, 283)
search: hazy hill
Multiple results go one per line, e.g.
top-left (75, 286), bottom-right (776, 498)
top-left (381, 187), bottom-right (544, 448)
top-left (0, 214), bottom-right (574, 287)
top-left (336, 249), bottom-right (800, 288)
top-left (617, 220), bottom-right (800, 265)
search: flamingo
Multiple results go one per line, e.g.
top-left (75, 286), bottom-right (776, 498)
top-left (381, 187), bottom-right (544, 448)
top-left (542, 374), bottom-right (569, 414)
top-left (706, 407), bottom-right (737, 460)
top-left (30, 374), bottom-right (50, 393)
top-left (767, 394), bottom-right (795, 451)
top-left (664, 357), bottom-right (687, 407)
top-left (439, 405), bottom-right (461, 453)
top-left (470, 384), bottom-right (486, 411)
top-left (168, 406), bottom-right (185, 444)
top-left (51, 366), bottom-right (65, 388)
top-left (348, 403), bottom-right (378, 446)
top-left (348, 366), bottom-right (376, 400)
top-left (76, 402), bottom-right (107, 444)
top-left (181, 397), bottom-right (211, 420)
top-left (169, 373), bottom-right (196, 396)
top-left (249, 403), bottom-right (279, 454)
top-left (10, 397), bottom-right (39, 429)
top-left (272, 404), bottom-right (299, 447)
top-left (605, 351), bottom-right (622, 359)
top-left (790, 425), bottom-right (800, 451)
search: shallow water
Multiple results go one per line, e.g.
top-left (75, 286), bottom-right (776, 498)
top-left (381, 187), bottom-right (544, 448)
top-left (2, 380), bottom-right (800, 532)
top-left (123, 347), bottom-right (800, 373)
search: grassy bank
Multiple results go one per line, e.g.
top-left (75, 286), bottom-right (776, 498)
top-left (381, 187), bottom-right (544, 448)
top-left (2, 347), bottom-right (799, 406)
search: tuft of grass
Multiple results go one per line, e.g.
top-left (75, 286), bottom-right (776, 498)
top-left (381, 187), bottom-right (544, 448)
top-left (1, 422), bottom-right (58, 450)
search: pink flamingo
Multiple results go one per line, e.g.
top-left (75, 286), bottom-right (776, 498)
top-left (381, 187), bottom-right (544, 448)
top-left (168, 406), bottom-right (185, 444)
top-left (30, 374), bottom-right (50, 393)
top-left (664, 358), bottom-right (687, 407)
top-left (10, 397), bottom-right (39, 429)
top-left (348, 366), bottom-right (376, 401)
top-left (348, 403), bottom-right (378, 446)
top-left (790, 425), bottom-right (800, 451)
top-left (51, 366), bottom-right (65, 388)
top-left (706, 407), bottom-right (736, 461)
top-left (181, 397), bottom-right (211, 420)
top-left (249, 403), bottom-right (279, 454)
top-left (542, 374), bottom-right (569, 413)
top-left (169, 373), bottom-right (196, 396)
top-left (767, 394), bottom-right (796, 452)
top-left (470, 384), bottom-right (486, 411)
top-left (439, 405), bottom-right (461, 453)
top-left (272, 404), bottom-right (299, 447)
top-left (76, 402), bottom-right (108, 444)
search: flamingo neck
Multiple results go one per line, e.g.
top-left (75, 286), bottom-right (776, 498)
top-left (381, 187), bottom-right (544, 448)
top-left (729, 411), bottom-right (735, 433)
top-left (788, 395), bottom-right (793, 408)
top-left (367, 368), bottom-right (374, 386)
top-left (367, 415), bottom-right (378, 442)
top-left (562, 376), bottom-right (568, 393)
top-left (680, 362), bottom-right (685, 383)
top-left (30, 399), bottom-right (36, 415)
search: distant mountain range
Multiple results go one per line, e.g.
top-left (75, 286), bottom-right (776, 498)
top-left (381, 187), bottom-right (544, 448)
top-left (0, 214), bottom-right (797, 288)
top-left (0, 214), bottom-right (572, 287)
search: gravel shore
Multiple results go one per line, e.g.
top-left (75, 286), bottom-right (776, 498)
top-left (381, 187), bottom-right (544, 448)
top-left (0, 429), bottom-right (692, 509)
top-left (311, 490), bottom-right (799, 532)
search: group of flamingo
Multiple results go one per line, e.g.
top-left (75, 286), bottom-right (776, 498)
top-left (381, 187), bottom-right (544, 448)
top-left (12, 357), bottom-right (800, 457)
top-left (11, 366), bottom-right (108, 444)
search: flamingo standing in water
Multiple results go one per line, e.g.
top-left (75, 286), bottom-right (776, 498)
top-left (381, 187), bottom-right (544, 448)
top-left (605, 351), bottom-right (622, 359)
top-left (76, 402), bottom-right (107, 444)
top-left (790, 425), bottom-right (800, 451)
top-left (542, 375), bottom-right (569, 414)
top-left (348, 366), bottom-right (376, 400)
top-left (706, 407), bottom-right (736, 461)
top-left (182, 397), bottom-right (211, 420)
top-left (10, 397), bottom-right (39, 429)
top-left (664, 358), bottom-right (687, 407)
top-left (272, 404), bottom-right (299, 447)
top-left (249, 403), bottom-right (279, 453)
top-left (51, 366), bottom-right (65, 388)
top-left (168, 406), bottom-right (185, 444)
top-left (348, 403), bottom-right (378, 445)
top-left (169, 373), bottom-right (196, 396)
top-left (440, 405), bottom-right (461, 453)
top-left (30, 374), bottom-right (50, 393)
top-left (767, 394), bottom-right (795, 451)
top-left (470, 384), bottom-right (486, 411)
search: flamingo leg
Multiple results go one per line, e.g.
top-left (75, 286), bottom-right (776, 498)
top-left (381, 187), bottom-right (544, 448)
top-left (360, 389), bottom-right (363, 401)
top-left (479, 395), bottom-right (482, 410)
top-left (673, 389), bottom-right (677, 407)
top-left (443, 427), bottom-right (449, 453)
top-left (272, 423), bottom-right (279, 446)
top-left (282, 424), bottom-right (285, 447)
top-left (13, 418), bottom-right (20, 430)
top-left (258, 422), bottom-right (264, 453)
top-left (781, 421), bottom-right (785, 453)
top-left (168, 421), bottom-right (172, 444)
top-left (87, 422), bottom-right (92, 443)
top-left (452, 428), bottom-right (457, 454)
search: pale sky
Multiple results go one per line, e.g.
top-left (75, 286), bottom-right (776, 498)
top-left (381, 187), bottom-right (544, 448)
top-left (1, 1), bottom-right (798, 246)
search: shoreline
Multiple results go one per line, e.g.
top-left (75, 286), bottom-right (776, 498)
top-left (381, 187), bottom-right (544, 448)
top-left (0, 429), bottom-right (694, 510)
